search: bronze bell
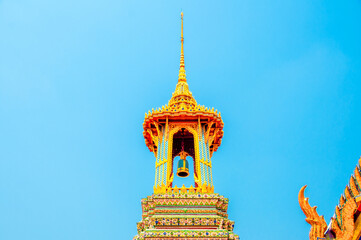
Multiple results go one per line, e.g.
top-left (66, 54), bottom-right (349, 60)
top-left (176, 151), bottom-right (189, 178)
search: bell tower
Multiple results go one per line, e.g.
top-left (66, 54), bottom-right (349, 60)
top-left (134, 13), bottom-right (239, 240)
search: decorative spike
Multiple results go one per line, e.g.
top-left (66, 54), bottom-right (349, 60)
top-left (202, 183), bottom-right (207, 193)
top-left (335, 206), bottom-right (341, 225)
top-left (355, 167), bottom-right (361, 188)
top-left (339, 195), bottom-right (346, 206)
top-left (156, 185), bottom-right (161, 194)
top-left (350, 176), bottom-right (359, 197)
top-left (160, 184), bottom-right (166, 194)
top-left (331, 216), bottom-right (341, 232)
top-left (181, 184), bottom-right (187, 193)
top-left (344, 186), bottom-right (353, 200)
top-left (178, 12), bottom-right (187, 82)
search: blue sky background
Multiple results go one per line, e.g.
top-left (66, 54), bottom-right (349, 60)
top-left (1, 1), bottom-right (361, 239)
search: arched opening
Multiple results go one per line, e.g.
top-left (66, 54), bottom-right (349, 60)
top-left (170, 128), bottom-right (198, 187)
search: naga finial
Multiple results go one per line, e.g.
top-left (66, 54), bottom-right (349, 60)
top-left (298, 185), bottom-right (327, 240)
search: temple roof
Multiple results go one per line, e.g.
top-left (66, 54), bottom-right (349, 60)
top-left (299, 157), bottom-right (361, 240)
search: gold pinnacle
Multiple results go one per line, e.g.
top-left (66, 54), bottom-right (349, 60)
top-left (178, 12), bottom-right (186, 82)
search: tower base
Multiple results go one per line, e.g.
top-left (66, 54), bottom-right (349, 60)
top-left (134, 193), bottom-right (239, 240)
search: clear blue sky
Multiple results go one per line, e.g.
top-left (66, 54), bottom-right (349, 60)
top-left (1, 1), bottom-right (361, 239)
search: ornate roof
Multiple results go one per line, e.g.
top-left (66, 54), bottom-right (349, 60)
top-left (143, 12), bottom-right (224, 153)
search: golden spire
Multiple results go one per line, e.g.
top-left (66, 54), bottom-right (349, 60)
top-left (178, 12), bottom-right (186, 82)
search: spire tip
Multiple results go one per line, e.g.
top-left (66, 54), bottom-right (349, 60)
top-left (178, 12), bottom-right (186, 82)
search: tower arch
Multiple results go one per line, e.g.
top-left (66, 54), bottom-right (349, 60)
top-left (166, 126), bottom-right (200, 188)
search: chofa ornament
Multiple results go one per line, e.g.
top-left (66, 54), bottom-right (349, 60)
top-left (298, 185), bottom-right (327, 240)
top-left (298, 157), bottom-right (361, 240)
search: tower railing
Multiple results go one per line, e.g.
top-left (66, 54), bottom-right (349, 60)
top-left (153, 184), bottom-right (214, 194)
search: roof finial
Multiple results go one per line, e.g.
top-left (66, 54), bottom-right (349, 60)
top-left (178, 12), bottom-right (186, 82)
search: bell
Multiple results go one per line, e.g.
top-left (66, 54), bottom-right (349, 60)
top-left (177, 157), bottom-right (189, 177)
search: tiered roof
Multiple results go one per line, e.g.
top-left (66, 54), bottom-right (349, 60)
top-left (143, 12), bottom-right (223, 153)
